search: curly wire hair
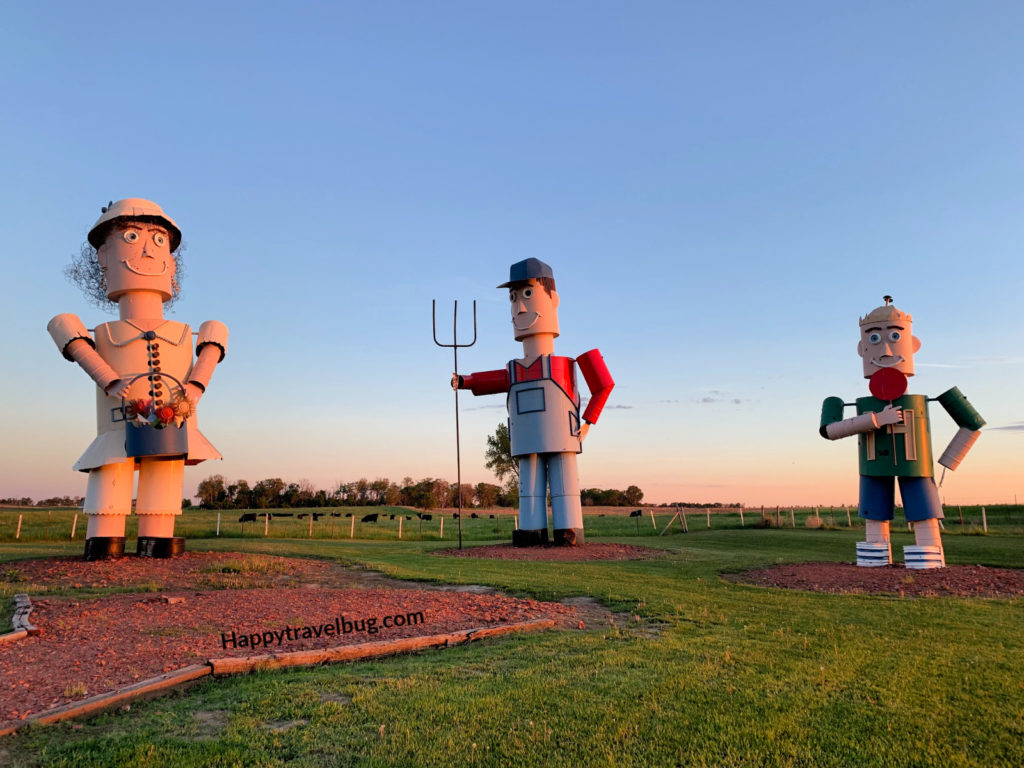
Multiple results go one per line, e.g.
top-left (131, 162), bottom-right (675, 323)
top-left (64, 222), bottom-right (185, 312)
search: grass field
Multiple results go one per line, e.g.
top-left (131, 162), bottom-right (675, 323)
top-left (1, 521), bottom-right (1022, 766)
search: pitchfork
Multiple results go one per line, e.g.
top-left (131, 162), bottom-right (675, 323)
top-left (432, 299), bottom-right (477, 550)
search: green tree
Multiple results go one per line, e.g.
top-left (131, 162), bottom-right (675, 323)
top-left (624, 485), bottom-right (644, 505)
top-left (485, 423), bottom-right (518, 484)
top-left (197, 475), bottom-right (226, 508)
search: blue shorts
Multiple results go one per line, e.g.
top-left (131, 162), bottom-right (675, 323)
top-left (858, 475), bottom-right (944, 522)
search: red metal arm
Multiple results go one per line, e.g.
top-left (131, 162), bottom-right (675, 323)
top-left (577, 349), bottom-right (614, 423)
top-left (461, 368), bottom-right (510, 396)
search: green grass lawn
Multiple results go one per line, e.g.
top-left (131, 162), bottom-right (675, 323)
top-left (1, 526), bottom-right (1022, 767)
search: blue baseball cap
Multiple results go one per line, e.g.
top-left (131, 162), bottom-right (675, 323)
top-left (497, 258), bottom-right (555, 288)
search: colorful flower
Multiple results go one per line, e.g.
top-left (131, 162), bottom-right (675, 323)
top-left (126, 398), bottom-right (152, 419)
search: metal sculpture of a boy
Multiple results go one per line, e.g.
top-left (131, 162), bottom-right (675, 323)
top-left (819, 297), bottom-right (984, 568)
top-left (453, 258), bottom-right (614, 546)
top-left (48, 199), bottom-right (228, 560)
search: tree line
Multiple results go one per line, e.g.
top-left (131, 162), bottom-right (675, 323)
top-left (0, 496), bottom-right (85, 508)
top-left (194, 475), bottom-right (648, 512)
top-left (194, 475), bottom-right (517, 511)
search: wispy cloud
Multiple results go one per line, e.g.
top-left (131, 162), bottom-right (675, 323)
top-left (603, 404), bottom-right (634, 410)
top-left (463, 404), bottom-right (506, 411)
top-left (988, 421), bottom-right (1024, 432)
top-left (920, 355), bottom-right (1023, 369)
top-left (698, 389), bottom-right (749, 406)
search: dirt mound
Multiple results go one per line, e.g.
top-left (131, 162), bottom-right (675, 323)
top-left (726, 562), bottom-right (1024, 597)
top-left (0, 553), bottom-right (594, 729)
top-left (437, 542), bottom-right (666, 561)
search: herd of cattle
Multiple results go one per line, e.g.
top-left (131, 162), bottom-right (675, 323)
top-left (236, 511), bottom-right (507, 523)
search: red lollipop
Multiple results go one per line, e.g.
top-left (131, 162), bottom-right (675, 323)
top-left (869, 368), bottom-right (907, 401)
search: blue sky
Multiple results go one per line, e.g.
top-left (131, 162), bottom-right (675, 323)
top-left (2, 1), bottom-right (1021, 505)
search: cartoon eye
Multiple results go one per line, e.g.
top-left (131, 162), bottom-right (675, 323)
top-left (888, 330), bottom-right (901, 342)
top-left (123, 230), bottom-right (140, 243)
top-left (522, 288), bottom-right (533, 299)
top-left (868, 332), bottom-right (882, 344)
top-left (153, 233), bottom-right (167, 247)
top-left (509, 291), bottom-right (516, 303)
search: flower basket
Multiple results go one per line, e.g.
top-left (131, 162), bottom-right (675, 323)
top-left (118, 373), bottom-right (191, 459)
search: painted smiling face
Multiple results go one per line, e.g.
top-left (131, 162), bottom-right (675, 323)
top-left (509, 278), bottom-right (560, 341)
top-left (857, 302), bottom-right (921, 378)
top-left (98, 221), bottom-right (176, 301)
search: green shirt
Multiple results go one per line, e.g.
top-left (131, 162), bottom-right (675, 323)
top-left (819, 387), bottom-right (985, 479)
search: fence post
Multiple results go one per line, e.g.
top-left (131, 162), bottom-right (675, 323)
top-left (706, 508), bottom-right (711, 528)
top-left (845, 505), bottom-right (852, 527)
top-left (350, 514), bottom-right (356, 539)
top-left (45, 510), bottom-right (51, 540)
top-left (982, 506), bottom-right (988, 532)
top-left (16, 514), bottom-right (23, 540)
top-left (649, 509), bottom-right (656, 529)
top-left (958, 505), bottom-right (965, 533)
top-left (739, 507), bottom-right (745, 526)
top-left (71, 513), bottom-right (78, 540)
top-left (790, 508), bottom-right (796, 528)
top-left (398, 516), bottom-right (403, 539)
top-left (680, 508), bottom-right (688, 532)
top-left (216, 512), bottom-right (221, 537)
top-left (308, 513), bottom-right (313, 538)
top-left (264, 513), bottom-right (269, 537)
top-left (776, 506), bottom-right (781, 528)
top-left (440, 516), bottom-right (444, 539)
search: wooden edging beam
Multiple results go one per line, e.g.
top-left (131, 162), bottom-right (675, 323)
top-left (0, 618), bottom-right (557, 738)
top-left (208, 619), bottom-right (556, 675)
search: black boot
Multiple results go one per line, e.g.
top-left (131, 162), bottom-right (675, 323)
top-left (512, 528), bottom-right (549, 547)
top-left (136, 536), bottom-right (186, 558)
top-left (83, 537), bottom-right (125, 561)
top-left (553, 528), bottom-right (584, 547)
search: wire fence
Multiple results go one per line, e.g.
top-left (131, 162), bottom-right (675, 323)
top-left (2, 504), bottom-right (1022, 544)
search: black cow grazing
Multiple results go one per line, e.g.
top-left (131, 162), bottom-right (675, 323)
top-left (297, 514), bottom-right (307, 519)
top-left (273, 512), bottom-right (294, 518)
top-left (389, 514), bottom-right (395, 520)
top-left (330, 513), bottom-right (342, 518)
top-left (452, 513), bottom-right (459, 519)
top-left (629, 510), bottom-right (643, 518)
top-left (470, 513), bottom-right (479, 519)
top-left (344, 513), bottom-right (352, 518)
top-left (418, 514), bottom-right (433, 521)
top-left (238, 513), bottom-right (258, 523)
top-left (488, 514), bottom-right (495, 519)
top-left (361, 513), bottom-right (379, 523)
top-left (313, 513), bottom-right (324, 521)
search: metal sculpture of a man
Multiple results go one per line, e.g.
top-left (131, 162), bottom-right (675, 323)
top-left (454, 259), bottom-right (614, 546)
top-left (820, 297), bottom-right (983, 568)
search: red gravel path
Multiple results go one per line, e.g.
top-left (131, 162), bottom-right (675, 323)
top-left (438, 542), bottom-right (666, 561)
top-left (0, 553), bottom-right (588, 729)
top-left (726, 562), bottom-right (1024, 597)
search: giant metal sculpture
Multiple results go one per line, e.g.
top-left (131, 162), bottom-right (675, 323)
top-left (48, 199), bottom-right (227, 560)
top-left (453, 258), bottom-right (614, 546)
top-left (819, 297), bottom-right (984, 568)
